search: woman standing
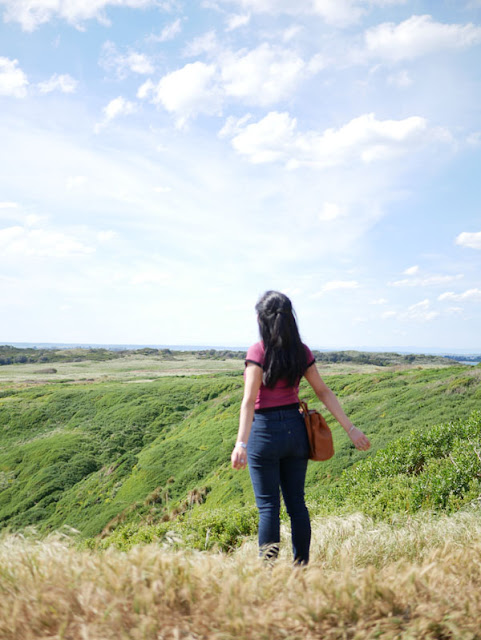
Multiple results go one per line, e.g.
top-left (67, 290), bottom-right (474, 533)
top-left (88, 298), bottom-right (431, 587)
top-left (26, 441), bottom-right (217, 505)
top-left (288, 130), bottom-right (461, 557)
top-left (231, 291), bottom-right (370, 565)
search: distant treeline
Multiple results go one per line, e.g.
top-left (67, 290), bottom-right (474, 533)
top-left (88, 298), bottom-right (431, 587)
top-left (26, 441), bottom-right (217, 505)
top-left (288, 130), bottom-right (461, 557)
top-left (310, 350), bottom-right (455, 366)
top-left (0, 344), bottom-right (461, 367)
top-left (0, 345), bottom-right (175, 366)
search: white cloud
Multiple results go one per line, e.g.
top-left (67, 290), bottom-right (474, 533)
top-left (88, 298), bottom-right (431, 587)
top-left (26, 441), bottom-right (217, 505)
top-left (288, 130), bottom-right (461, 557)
top-left (387, 69), bottom-right (412, 87)
top-left (403, 265), bottom-right (419, 275)
top-left (312, 280), bottom-right (360, 297)
top-left (142, 43), bottom-right (311, 122)
top-left (0, 57), bottom-right (28, 97)
top-left (0, 225), bottom-right (94, 258)
top-left (370, 298), bottom-right (387, 305)
top-left (142, 62), bottom-right (220, 126)
top-left (383, 299), bottom-right (439, 322)
top-left (95, 96), bottom-right (137, 132)
top-left (100, 42), bottom-right (154, 77)
top-left (137, 79), bottom-right (155, 99)
top-left (106, 96), bottom-right (136, 120)
top-left (227, 111), bottom-right (297, 163)
top-left (37, 73), bottom-right (78, 94)
top-left (0, 201), bottom-right (19, 209)
top-left (25, 214), bottom-right (47, 227)
top-left (220, 44), bottom-right (305, 106)
top-left (183, 31), bottom-right (219, 57)
top-left (456, 231), bottom-right (481, 250)
top-left (97, 230), bottom-right (118, 242)
top-left (318, 202), bottom-right (346, 222)
top-left (224, 111), bottom-right (452, 167)
top-left (467, 132), bottom-right (481, 146)
top-left (0, 0), bottom-right (159, 31)
top-left (149, 18), bottom-right (182, 42)
top-left (390, 274), bottom-right (463, 287)
top-left (438, 289), bottom-right (481, 302)
top-left (225, 13), bottom-right (250, 30)
top-left (212, 0), bottom-right (406, 26)
top-left (364, 15), bottom-right (481, 62)
top-left (406, 299), bottom-right (438, 321)
top-left (310, 0), bottom-right (365, 27)
top-left (66, 175), bottom-right (88, 190)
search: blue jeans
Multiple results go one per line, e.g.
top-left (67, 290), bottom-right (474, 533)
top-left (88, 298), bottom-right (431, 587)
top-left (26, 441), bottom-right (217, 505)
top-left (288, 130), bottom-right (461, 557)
top-left (247, 405), bottom-right (311, 564)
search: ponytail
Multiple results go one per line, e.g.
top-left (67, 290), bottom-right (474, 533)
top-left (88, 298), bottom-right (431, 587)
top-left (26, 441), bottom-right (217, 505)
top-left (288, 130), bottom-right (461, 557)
top-left (255, 291), bottom-right (307, 388)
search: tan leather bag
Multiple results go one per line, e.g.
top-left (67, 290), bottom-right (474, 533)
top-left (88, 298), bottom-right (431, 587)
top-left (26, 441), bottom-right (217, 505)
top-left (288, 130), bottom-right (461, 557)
top-left (299, 400), bottom-right (334, 461)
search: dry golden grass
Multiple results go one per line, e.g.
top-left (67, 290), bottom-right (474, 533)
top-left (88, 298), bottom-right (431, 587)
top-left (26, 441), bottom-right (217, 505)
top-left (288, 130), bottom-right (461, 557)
top-left (1, 511), bottom-right (481, 639)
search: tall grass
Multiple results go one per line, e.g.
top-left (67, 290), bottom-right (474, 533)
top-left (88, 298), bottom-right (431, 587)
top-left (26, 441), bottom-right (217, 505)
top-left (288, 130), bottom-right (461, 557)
top-left (2, 510), bottom-right (481, 639)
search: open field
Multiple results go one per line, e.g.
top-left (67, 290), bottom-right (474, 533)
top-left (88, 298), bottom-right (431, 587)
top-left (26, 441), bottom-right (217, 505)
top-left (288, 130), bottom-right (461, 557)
top-left (0, 352), bottom-right (457, 386)
top-left (1, 510), bottom-right (481, 639)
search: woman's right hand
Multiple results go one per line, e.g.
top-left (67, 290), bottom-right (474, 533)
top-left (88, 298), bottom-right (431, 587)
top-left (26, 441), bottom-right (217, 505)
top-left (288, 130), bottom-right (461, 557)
top-left (348, 427), bottom-right (371, 451)
top-left (231, 443), bottom-right (248, 470)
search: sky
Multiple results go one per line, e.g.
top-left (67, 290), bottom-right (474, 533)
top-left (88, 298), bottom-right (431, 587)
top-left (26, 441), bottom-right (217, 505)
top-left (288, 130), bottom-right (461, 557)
top-left (0, 0), bottom-right (480, 352)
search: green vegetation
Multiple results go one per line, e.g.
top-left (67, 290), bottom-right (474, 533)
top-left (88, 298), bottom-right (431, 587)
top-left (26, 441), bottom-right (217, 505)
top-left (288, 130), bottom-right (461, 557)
top-left (317, 411), bottom-right (481, 519)
top-left (1, 344), bottom-right (461, 367)
top-left (0, 354), bottom-right (480, 551)
top-left (311, 349), bottom-right (455, 366)
top-left (0, 345), bottom-right (183, 365)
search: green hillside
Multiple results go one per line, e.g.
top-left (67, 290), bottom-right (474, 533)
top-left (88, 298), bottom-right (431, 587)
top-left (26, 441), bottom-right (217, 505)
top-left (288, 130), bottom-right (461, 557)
top-left (0, 363), bottom-right (480, 547)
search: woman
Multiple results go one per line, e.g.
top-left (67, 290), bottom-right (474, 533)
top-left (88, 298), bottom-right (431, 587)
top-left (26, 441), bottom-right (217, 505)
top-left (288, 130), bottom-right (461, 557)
top-left (231, 290), bottom-right (370, 565)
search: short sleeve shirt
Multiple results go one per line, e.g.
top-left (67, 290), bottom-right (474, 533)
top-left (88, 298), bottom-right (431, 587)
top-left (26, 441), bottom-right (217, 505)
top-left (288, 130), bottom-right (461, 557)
top-left (245, 342), bottom-right (315, 410)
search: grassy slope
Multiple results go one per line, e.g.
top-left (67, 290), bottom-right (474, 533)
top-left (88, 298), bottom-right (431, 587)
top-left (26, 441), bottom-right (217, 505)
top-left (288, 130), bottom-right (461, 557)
top-left (0, 364), bottom-right (480, 538)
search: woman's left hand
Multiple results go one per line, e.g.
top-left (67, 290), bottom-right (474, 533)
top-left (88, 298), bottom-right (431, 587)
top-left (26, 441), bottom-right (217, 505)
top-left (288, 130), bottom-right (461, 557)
top-left (231, 443), bottom-right (248, 470)
top-left (348, 427), bottom-right (371, 451)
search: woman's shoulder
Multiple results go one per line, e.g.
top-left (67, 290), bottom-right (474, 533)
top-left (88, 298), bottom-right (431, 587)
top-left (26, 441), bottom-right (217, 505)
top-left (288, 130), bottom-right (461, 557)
top-left (246, 341), bottom-right (264, 366)
top-left (302, 343), bottom-right (316, 368)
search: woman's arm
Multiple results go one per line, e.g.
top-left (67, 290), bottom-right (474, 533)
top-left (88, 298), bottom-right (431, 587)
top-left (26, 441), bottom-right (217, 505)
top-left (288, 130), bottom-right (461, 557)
top-left (304, 364), bottom-right (370, 451)
top-left (231, 363), bottom-right (263, 470)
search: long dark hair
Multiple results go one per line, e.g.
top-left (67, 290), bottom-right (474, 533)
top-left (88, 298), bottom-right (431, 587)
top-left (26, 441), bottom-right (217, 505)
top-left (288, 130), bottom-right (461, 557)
top-left (255, 290), bottom-right (307, 388)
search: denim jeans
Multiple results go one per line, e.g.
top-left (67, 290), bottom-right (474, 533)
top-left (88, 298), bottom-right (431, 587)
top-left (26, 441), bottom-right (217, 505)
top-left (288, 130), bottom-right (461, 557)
top-left (247, 405), bottom-right (311, 564)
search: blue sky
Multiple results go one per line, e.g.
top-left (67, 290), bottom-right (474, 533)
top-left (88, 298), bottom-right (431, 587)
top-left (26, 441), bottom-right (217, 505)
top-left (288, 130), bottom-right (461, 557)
top-left (0, 0), bottom-right (480, 351)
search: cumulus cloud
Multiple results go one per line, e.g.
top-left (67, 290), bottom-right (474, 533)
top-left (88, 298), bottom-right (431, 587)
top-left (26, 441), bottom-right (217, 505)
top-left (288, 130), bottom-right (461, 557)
top-left (0, 57), bottom-right (28, 97)
top-left (0, 225), bottom-right (94, 258)
top-left (37, 73), bottom-right (78, 93)
top-left (100, 42), bottom-right (154, 77)
top-left (220, 44), bottom-right (305, 105)
top-left (438, 289), bottom-right (481, 302)
top-left (225, 13), bottom-right (250, 31)
top-left (221, 111), bottom-right (452, 167)
top-left (364, 14), bottom-right (481, 62)
top-left (212, 0), bottom-right (406, 27)
top-left (95, 96), bottom-right (137, 132)
top-left (138, 61), bottom-right (220, 126)
top-left (383, 299), bottom-right (439, 322)
top-left (141, 42), bottom-right (308, 123)
top-left (183, 31), bottom-right (219, 57)
top-left (456, 231), bottom-right (481, 250)
top-left (0, 0), bottom-right (158, 31)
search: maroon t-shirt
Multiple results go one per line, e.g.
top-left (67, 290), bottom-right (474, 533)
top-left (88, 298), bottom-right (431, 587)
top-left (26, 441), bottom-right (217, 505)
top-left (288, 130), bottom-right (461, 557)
top-left (245, 341), bottom-right (315, 410)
